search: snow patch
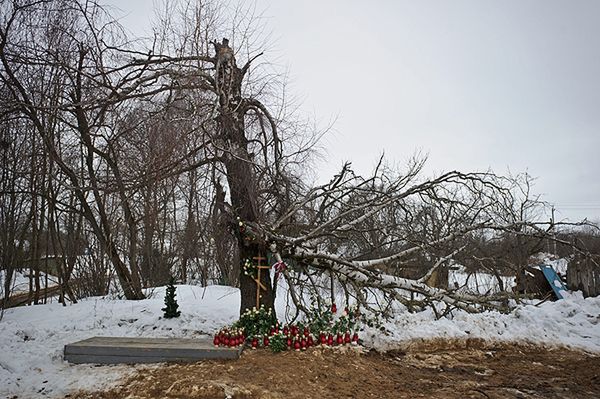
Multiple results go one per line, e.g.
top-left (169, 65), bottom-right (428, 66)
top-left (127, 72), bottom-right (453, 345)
top-left (0, 285), bottom-right (239, 398)
top-left (361, 292), bottom-right (600, 353)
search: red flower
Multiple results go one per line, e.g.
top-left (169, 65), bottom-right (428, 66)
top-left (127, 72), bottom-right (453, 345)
top-left (273, 261), bottom-right (287, 279)
top-left (331, 303), bottom-right (337, 313)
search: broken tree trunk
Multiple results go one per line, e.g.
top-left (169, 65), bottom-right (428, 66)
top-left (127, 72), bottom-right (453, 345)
top-left (213, 38), bottom-right (274, 315)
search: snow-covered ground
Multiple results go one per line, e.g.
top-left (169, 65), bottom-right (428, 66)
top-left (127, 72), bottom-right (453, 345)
top-left (0, 270), bottom-right (59, 296)
top-left (0, 285), bottom-right (239, 398)
top-left (0, 284), bottom-right (599, 398)
top-left (362, 290), bottom-right (600, 351)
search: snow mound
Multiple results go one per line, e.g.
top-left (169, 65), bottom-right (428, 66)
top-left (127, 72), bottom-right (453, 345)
top-left (362, 291), bottom-right (600, 353)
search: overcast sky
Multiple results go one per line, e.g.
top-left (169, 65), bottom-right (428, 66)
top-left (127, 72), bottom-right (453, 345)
top-left (108, 0), bottom-right (600, 223)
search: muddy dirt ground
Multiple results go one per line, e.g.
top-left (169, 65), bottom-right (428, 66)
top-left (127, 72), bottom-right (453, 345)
top-left (69, 339), bottom-right (600, 399)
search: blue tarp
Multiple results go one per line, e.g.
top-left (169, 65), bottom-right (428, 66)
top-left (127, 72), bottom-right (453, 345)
top-left (540, 264), bottom-right (568, 299)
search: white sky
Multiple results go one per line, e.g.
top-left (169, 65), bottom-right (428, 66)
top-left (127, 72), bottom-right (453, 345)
top-left (107, 0), bottom-right (600, 223)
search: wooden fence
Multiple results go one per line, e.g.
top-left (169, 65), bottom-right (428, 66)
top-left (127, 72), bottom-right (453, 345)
top-left (567, 255), bottom-right (600, 297)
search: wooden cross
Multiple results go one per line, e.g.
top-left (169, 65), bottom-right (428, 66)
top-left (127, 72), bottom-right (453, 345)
top-left (252, 254), bottom-right (270, 308)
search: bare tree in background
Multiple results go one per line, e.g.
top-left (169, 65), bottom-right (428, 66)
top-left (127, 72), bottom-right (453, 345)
top-left (0, 0), bottom-right (311, 307)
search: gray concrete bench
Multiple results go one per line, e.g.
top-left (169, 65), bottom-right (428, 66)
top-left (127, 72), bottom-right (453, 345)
top-left (64, 336), bottom-right (242, 364)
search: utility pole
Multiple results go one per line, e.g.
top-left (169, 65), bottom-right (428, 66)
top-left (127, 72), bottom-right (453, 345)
top-left (551, 206), bottom-right (557, 256)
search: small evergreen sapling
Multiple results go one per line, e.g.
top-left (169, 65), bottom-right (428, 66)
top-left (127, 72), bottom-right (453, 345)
top-left (162, 276), bottom-right (181, 318)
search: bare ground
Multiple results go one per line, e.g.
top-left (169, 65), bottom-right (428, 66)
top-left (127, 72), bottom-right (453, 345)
top-left (69, 339), bottom-right (600, 399)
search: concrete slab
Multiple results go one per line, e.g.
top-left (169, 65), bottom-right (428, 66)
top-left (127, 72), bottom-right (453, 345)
top-left (64, 336), bottom-right (242, 364)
